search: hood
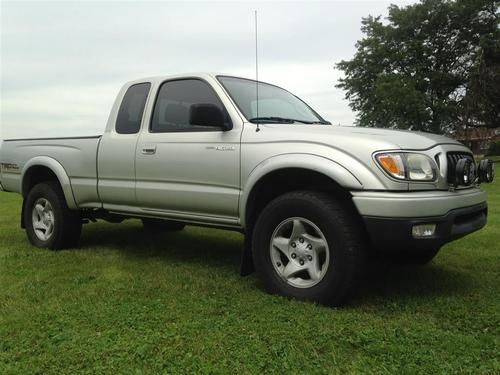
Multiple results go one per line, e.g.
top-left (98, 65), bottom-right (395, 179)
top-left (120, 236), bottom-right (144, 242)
top-left (334, 126), bottom-right (461, 149)
top-left (257, 124), bottom-right (462, 151)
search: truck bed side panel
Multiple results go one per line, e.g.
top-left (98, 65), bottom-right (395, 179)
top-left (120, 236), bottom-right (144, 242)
top-left (0, 136), bottom-right (102, 208)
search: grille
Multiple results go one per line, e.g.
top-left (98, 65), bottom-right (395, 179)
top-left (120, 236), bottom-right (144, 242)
top-left (446, 152), bottom-right (474, 184)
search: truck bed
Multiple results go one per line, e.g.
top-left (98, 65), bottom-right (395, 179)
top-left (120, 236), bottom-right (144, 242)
top-left (0, 136), bottom-right (102, 208)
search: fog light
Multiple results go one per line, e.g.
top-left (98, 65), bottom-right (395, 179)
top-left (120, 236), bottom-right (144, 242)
top-left (478, 159), bottom-right (495, 183)
top-left (412, 224), bottom-right (436, 238)
top-left (455, 158), bottom-right (475, 186)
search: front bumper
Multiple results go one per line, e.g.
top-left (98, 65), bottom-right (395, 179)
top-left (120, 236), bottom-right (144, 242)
top-left (352, 188), bottom-right (488, 251)
top-left (352, 187), bottom-right (487, 218)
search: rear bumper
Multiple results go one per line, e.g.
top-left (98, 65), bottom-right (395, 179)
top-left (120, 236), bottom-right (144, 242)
top-left (362, 203), bottom-right (487, 252)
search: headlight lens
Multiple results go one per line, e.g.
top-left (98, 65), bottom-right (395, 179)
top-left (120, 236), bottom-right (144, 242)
top-left (406, 153), bottom-right (436, 181)
top-left (375, 152), bottom-right (437, 181)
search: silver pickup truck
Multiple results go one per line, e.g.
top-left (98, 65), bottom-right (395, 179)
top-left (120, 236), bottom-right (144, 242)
top-left (0, 73), bottom-right (495, 305)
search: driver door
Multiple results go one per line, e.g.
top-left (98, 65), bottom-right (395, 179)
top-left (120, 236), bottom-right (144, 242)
top-left (135, 78), bottom-right (241, 222)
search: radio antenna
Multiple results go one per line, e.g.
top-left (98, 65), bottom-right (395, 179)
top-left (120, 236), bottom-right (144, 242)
top-left (254, 10), bottom-right (260, 132)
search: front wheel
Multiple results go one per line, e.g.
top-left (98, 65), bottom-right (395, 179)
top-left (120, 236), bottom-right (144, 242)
top-left (24, 182), bottom-right (82, 249)
top-left (252, 191), bottom-right (366, 306)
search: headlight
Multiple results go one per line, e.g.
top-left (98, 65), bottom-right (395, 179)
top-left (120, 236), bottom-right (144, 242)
top-left (375, 152), bottom-right (437, 181)
top-left (478, 159), bottom-right (495, 183)
top-left (455, 158), bottom-right (476, 186)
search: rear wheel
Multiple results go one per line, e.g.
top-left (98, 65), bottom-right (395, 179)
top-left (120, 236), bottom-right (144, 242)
top-left (141, 218), bottom-right (185, 232)
top-left (24, 182), bottom-right (82, 249)
top-left (252, 191), bottom-right (366, 306)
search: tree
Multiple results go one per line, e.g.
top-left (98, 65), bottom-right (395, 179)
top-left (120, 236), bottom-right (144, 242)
top-left (336, 0), bottom-right (500, 134)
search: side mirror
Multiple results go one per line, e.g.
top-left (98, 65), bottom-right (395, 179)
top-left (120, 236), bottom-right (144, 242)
top-left (189, 103), bottom-right (232, 131)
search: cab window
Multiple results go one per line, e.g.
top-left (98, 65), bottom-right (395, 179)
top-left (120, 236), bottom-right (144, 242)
top-left (151, 79), bottom-right (230, 132)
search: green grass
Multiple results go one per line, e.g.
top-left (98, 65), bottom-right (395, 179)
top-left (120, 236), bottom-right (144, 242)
top-left (1, 182), bottom-right (499, 374)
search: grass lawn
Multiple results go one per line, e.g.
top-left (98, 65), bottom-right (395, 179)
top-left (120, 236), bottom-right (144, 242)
top-left (1, 181), bottom-right (499, 374)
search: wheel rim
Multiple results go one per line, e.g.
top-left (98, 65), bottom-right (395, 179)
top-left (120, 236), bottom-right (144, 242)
top-left (269, 217), bottom-right (330, 288)
top-left (32, 198), bottom-right (55, 241)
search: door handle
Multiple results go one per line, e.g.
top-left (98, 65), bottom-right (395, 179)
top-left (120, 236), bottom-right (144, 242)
top-left (141, 146), bottom-right (156, 155)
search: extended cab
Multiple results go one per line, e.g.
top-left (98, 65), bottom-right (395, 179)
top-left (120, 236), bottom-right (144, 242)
top-left (0, 73), bottom-right (495, 305)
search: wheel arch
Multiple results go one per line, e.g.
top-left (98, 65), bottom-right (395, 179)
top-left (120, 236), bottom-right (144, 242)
top-left (21, 157), bottom-right (77, 210)
top-left (240, 154), bottom-right (363, 230)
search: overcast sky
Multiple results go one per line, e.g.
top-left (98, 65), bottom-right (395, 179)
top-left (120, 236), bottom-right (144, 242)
top-left (0, 0), bottom-right (416, 140)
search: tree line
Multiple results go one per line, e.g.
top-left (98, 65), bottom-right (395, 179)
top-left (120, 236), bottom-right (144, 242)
top-left (336, 0), bottom-right (499, 135)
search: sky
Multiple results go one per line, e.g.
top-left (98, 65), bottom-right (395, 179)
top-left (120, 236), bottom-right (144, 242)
top-left (0, 0), bottom-right (417, 140)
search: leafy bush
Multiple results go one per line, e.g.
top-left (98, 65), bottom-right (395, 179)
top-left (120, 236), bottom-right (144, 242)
top-left (486, 141), bottom-right (500, 156)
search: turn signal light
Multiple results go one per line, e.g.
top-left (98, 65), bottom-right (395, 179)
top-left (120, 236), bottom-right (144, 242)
top-left (376, 154), bottom-right (405, 179)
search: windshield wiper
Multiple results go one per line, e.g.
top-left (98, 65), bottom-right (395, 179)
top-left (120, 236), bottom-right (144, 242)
top-left (249, 116), bottom-right (316, 124)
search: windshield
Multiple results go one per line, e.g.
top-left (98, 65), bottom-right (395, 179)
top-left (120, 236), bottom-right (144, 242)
top-left (217, 76), bottom-right (330, 124)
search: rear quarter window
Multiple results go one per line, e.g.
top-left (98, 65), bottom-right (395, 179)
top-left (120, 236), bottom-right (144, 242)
top-left (116, 83), bottom-right (151, 134)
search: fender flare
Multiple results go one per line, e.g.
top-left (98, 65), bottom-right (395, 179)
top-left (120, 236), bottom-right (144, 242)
top-left (21, 156), bottom-right (78, 209)
top-left (239, 153), bottom-right (363, 228)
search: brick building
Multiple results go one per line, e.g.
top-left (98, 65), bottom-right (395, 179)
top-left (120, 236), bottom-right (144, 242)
top-left (455, 127), bottom-right (500, 155)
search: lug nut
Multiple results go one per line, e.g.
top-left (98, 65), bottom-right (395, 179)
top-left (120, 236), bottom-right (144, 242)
top-left (307, 244), bottom-right (312, 249)
top-left (291, 253), bottom-right (296, 259)
top-left (307, 255), bottom-right (313, 261)
top-left (299, 259), bottom-right (304, 266)
top-left (299, 238), bottom-right (304, 243)
top-left (291, 242), bottom-right (296, 248)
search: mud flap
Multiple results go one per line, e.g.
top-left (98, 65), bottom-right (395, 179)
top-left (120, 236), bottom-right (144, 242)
top-left (21, 198), bottom-right (26, 228)
top-left (240, 233), bottom-right (255, 276)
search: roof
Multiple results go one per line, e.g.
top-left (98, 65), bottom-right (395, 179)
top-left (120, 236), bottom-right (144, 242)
top-left (124, 72), bottom-right (255, 86)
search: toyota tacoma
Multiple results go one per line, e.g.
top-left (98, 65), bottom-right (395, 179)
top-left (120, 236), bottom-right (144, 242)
top-left (0, 73), bottom-right (495, 305)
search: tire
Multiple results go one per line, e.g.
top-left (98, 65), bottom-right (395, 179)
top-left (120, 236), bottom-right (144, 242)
top-left (389, 247), bottom-right (441, 265)
top-left (252, 191), bottom-right (366, 307)
top-left (141, 218), bottom-right (185, 232)
top-left (24, 182), bottom-right (82, 249)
